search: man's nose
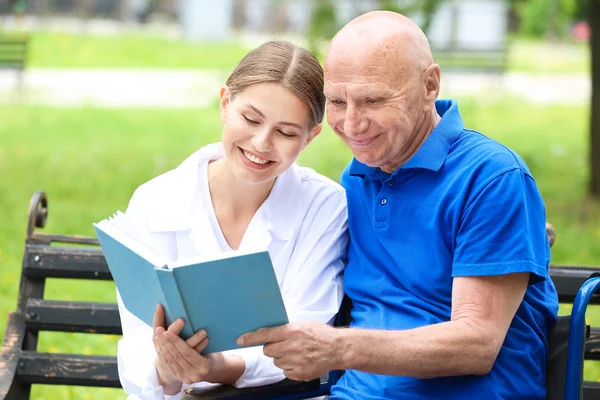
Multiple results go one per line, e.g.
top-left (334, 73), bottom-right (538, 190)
top-left (251, 128), bottom-right (272, 152)
top-left (343, 106), bottom-right (369, 137)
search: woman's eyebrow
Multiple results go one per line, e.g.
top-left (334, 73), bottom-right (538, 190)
top-left (279, 121), bottom-right (302, 129)
top-left (244, 103), bottom-right (302, 129)
top-left (243, 103), bottom-right (265, 118)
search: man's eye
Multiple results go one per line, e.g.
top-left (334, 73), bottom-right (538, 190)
top-left (366, 98), bottom-right (380, 104)
top-left (242, 115), bottom-right (259, 124)
top-left (329, 100), bottom-right (345, 106)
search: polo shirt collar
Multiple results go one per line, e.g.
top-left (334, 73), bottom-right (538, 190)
top-left (148, 142), bottom-right (302, 241)
top-left (348, 99), bottom-right (464, 177)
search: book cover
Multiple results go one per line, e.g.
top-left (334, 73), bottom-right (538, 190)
top-left (93, 213), bottom-right (289, 353)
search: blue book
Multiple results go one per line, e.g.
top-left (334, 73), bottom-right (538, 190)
top-left (93, 212), bottom-right (289, 354)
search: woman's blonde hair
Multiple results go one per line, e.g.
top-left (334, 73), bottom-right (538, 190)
top-left (226, 40), bottom-right (325, 128)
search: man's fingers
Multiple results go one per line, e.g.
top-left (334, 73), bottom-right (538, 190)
top-left (237, 325), bottom-right (287, 347)
top-left (186, 329), bottom-right (207, 349)
top-left (153, 304), bottom-right (165, 330)
top-left (263, 341), bottom-right (287, 358)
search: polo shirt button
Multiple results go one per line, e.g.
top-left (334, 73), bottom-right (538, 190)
top-left (389, 179), bottom-right (396, 186)
top-left (381, 198), bottom-right (387, 205)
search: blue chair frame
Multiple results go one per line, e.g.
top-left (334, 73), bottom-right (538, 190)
top-left (565, 276), bottom-right (600, 400)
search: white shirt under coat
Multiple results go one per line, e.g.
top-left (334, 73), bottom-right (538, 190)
top-left (116, 143), bottom-right (348, 400)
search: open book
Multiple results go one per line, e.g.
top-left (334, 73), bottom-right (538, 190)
top-left (93, 212), bottom-right (289, 354)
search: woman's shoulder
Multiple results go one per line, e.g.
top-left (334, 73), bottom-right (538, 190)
top-left (128, 145), bottom-right (216, 216)
top-left (293, 164), bottom-right (346, 201)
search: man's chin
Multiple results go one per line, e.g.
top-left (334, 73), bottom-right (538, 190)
top-left (354, 153), bottom-right (381, 168)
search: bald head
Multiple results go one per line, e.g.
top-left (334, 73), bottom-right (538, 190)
top-left (322, 11), bottom-right (441, 173)
top-left (325, 11), bottom-right (434, 76)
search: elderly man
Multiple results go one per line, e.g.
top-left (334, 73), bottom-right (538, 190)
top-left (238, 11), bottom-right (559, 399)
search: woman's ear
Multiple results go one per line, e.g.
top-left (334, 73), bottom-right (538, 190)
top-left (219, 86), bottom-right (231, 123)
top-left (302, 123), bottom-right (322, 150)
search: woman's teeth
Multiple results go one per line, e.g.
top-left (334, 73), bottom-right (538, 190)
top-left (243, 150), bottom-right (270, 165)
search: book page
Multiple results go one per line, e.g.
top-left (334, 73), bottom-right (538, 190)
top-left (95, 212), bottom-right (165, 267)
top-left (167, 247), bottom-right (268, 269)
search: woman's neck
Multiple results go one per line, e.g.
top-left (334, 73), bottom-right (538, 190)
top-left (206, 159), bottom-right (275, 249)
top-left (208, 158), bottom-right (274, 212)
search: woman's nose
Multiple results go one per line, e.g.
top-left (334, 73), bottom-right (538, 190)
top-left (251, 128), bottom-right (272, 152)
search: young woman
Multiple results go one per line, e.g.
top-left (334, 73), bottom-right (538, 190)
top-left (117, 41), bottom-right (348, 399)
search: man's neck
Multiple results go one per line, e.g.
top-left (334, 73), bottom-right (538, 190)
top-left (380, 108), bottom-right (441, 174)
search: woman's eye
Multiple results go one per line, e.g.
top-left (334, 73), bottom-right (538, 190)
top-left (242, 115), bottom-right (258, 124)
top-left (277, 130), bottom-right (294, 138)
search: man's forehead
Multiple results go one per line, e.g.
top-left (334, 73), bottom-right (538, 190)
top-left (324, 81), bottom-right (395, 95)
top-left (325, 48), bottom-right (404, 87)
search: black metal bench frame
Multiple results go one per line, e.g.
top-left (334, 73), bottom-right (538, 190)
top-left (1, 191), bottom-right (600, 400)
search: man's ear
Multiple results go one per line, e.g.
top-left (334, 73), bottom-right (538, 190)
top-left (220, 86), bottom-right (231, 123)
top-left (423, 64), bottom-right (440, 111)
top-left (302, 123), bottom-right (322, 150)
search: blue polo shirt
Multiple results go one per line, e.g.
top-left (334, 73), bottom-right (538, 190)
top-left (330, 99), bottom-right (559, 400)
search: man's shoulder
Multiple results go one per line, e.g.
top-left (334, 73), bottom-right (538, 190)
top-left (451, 129), bottom-right (533, 179)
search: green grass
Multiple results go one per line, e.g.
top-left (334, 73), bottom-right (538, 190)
top-left (0, 99), bottom-right (599, 399)
top-left (506, 38), bottom-right (590, 74)
top-left (0, 30), bottom-right (591, 73)
top-left (1, 30), bottom-right (252, 69)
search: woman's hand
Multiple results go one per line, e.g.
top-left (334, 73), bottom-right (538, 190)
top-left (152, 304), bottom-right (211, 392)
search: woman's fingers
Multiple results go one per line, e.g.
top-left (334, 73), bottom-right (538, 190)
top-left (186, 329), bottom-right (207, 349)
top-left (167, 318), bottom-right (186, 335)
top-left (152, 304), bottom-right (165, 330)
top-left (193, 337), bottom-right (209, 353)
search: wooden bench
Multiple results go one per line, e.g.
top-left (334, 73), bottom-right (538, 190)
top-left (0, 35), bottom-right (28, 92)
top-left (1, 191), bottom-right (600, 400)
top-left (432, 46), bottom-right (507, 74)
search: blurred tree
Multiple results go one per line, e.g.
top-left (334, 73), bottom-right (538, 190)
top-left (512, 0), bottom-right (576, 39)
top-left (307, 0), bottom-right (444, 59)
top-left (306, 0), bottom-right (337, 58)
top-left (588, 0), bottom-right (600, 197)
top-left (232, 0), bottom-right (247, 30)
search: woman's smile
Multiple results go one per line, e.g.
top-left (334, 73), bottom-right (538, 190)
top-left (239, 147), bottom-right (274, 170)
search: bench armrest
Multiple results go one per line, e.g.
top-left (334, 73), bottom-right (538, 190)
top-left (181, 370), bottom-right (343, 400)
top-left (0, 312), bottom-right (27, 399)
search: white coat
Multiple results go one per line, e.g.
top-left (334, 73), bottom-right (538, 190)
top-left (117, 143), bottom-right (348, 400)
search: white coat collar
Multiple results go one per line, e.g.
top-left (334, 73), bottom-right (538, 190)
top-left (147, 142), bottom-right (303, 241)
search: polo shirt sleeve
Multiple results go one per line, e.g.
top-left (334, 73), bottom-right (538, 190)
top-left (453, 168), bottom-right (549, 284)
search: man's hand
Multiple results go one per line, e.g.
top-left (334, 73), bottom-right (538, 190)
top-left (237, 321), bottom-right (343, 381)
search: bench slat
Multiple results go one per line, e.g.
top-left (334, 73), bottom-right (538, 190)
top-left (587, 327), bottom-right (600, 361)
top-left (549, 266), bottom-right (600, 304)
top-left (16, 352), bottom-right (120, 388)
top-left (25, 300), bottom-right (121, 335)
top-left (0, 39), bottom-right (27, 44)
top-left (0, 64), bottom-right (25, 69)
top-left (23, 244), bottom-right (111, 280)
top-left (182, 377), bottom-right (322, 400)
top-left (584, 381), bottom-right (600, 398)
